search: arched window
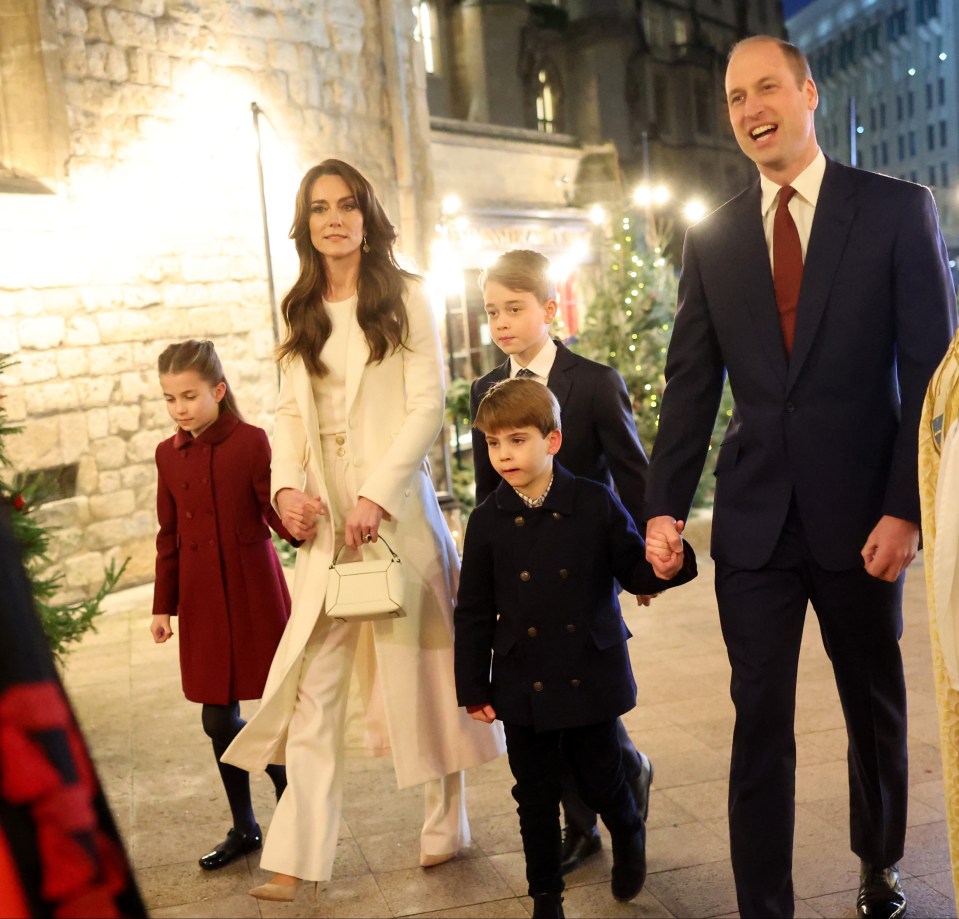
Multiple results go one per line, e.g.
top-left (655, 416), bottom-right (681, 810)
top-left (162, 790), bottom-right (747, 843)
top-left (413, 1), bottom-right (440, 75)
top-left (535, 69), bottom-right (555, 133)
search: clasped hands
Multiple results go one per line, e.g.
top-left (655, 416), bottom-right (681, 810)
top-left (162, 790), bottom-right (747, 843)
top-left (276, 488), bottom-right (387, 547)
top-left (645, 513), bottom-right (919, 583)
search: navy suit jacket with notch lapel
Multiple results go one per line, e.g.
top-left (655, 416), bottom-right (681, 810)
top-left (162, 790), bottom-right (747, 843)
top-left (644, 157), bottom-right (957, 570)
top-left (453, 463), bottom-right (696, 731)
top-left (470, 340), bottom-right (649, 526)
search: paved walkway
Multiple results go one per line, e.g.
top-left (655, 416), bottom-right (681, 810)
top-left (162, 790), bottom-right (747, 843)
top-left (62, 553), bottom-right (957, 918)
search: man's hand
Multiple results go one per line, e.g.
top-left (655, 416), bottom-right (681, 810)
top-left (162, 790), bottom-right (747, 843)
top-left (645, 516), bottom-right (686, 579)
top-left (276, 487), bottom-right (326, 541)
top-left (861, 515), bottom-right (919, 582)
top-left (466, 703), bottom-right (497, 724)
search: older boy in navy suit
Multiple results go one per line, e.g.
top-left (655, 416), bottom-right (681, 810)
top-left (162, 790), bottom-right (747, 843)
top-left (454, 379), bottom-right (696, 919)
top-left (470, 249), bottom-right (654, 873)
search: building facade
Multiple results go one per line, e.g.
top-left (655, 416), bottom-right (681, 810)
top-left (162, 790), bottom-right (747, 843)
top-left (2, 0), bottom-right (432, 595)
top-left (787, 0), bottom-right (959, 262)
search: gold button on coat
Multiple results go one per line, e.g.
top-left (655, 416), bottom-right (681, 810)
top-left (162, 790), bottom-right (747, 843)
top-left (527, 627), bottom-right (537, 638)
top-left (559, 569), bottom-right (569, 579)
top-left (566, 623), bottom-right (576, 633)
top-left (520, 570), bottom-right (531, 582)
top-left (533, 681), bottom-right (544, 692)
top-left (514, 516), bottom-right (525, 526)
top-left (552, 512), bottom-right (562, 520)
top-left (336, 447), bottom-right (345, 457)
top-left (335, 434), bottom-right (345, 445)
top-left (570, 679), bottom-right (581, 688)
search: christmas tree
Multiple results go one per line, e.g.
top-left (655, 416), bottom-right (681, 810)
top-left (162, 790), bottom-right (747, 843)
top-left (1, 356), bottom-right (126, 660)
top-left (572, 213), bottom-right (733, 505)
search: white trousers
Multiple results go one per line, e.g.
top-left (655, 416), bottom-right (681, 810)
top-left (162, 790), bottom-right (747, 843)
top-left (259, 433), bottom-right (470, 881)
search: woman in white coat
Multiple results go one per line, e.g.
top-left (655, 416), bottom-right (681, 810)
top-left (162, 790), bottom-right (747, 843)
top-left (223, 159), bottom-right (505, 901)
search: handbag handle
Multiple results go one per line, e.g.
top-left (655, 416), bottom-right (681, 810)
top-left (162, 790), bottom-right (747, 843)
top-left (329, 534), bottom-right (400, 568)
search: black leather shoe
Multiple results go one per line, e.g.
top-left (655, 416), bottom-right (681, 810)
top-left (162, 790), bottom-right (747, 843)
top-left (857, 862), bottom-right (906, 919)
top-left (610, 827), bottom-right (647, 901)
top-left (629, 751), bottom-right (654, 822)
top-left (531, 891), bottom-right (565, 919)
top-left (198, 825), bottom-right (262, 870)
top-left (560, 824), bottom-right (602, 874)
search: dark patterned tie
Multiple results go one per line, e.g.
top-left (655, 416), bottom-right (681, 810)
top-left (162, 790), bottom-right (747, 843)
top-left (515, 368), bottom-right (536, 378)
top-left (773, 185), bottom-right (804, 356)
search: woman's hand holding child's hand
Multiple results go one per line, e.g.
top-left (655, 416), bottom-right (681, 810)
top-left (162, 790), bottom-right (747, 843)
top-left (277, 488), bottom-right (326, 541)
top-left (151, 614), bottom-right (174, 643)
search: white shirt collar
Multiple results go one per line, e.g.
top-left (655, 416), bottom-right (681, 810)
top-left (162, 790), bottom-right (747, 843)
top-left (510, 336), bottom-right (558, 381)
top-left (760, 148), bottom-right (826, 217)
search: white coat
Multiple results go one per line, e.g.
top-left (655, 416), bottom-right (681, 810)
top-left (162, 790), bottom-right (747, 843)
top-left (223, 280), bottom-right (504, 788)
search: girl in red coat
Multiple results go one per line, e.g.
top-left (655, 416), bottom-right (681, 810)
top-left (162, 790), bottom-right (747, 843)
top-left (151, 340), bottom-right (295, 871)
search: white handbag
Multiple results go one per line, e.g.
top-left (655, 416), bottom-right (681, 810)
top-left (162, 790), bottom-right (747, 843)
top-left (325, 535), bottom-right (407, 622)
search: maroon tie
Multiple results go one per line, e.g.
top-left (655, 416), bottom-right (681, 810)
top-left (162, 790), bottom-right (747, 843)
top-left (773, 186), bottom-right (803, 356)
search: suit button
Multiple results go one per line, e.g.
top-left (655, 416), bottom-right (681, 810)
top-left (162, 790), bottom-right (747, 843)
top-left (559, 569), bottom-right (569, 579)
top-left (567, 623), bottom-right (576, 634)
top-left (182, 482), bottom-right (189, 489)
top-left (533, 681), bottom-right (543, 692)
top-left (785, 402), bottom-right (796, 413)
top-left (514, 516), bottom-right (525, 527)
top-left (185, 511), bottom-right (194, 519)
top-left (190, 542), bottom-right (198, 551)
top-left (570, 679), bottom-right (581, 688)
top-left (201, 478), bottom-right (208, 485)
top-left (552, 512), bottom-right (562, 520)
top-left (337, 448), bottom-right (346, 457)
top-left (520, 570), bottom-right (531, 582)
top-left (496, 612), bottom-right (501, 620)
top-left (527, 627), bottom-right (537, 638)
top-left (208, 539), bottom-right (215, 546)
top-left (336, 434), bottom-right (345, 445)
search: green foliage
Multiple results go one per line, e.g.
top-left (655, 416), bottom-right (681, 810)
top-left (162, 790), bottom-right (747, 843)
top-left (1, 355), bottom-right (127, 661)
top-left (571, 217), bottom-right (734, 507)
top-left (271, 530), bottom-right (297, 568)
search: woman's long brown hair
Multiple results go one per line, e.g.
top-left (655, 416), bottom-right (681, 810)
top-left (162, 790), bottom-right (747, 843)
top-left (276, 159), bottom-right (417, 377)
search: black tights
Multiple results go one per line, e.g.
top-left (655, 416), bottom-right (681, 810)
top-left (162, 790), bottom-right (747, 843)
top-left (201, 702), bottom-right (287, 833)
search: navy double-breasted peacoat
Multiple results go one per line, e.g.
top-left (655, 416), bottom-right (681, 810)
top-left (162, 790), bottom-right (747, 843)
top-left (153, 410), bottom-right (295, 705)
top-left (454, 463), bottom-right (696, 731)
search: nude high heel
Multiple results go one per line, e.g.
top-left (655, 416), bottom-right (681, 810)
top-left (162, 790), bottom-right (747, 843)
top-left (249, 874), bottom-right (317, 902)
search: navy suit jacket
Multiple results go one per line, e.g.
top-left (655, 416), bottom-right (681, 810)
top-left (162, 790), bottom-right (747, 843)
top-left (470, 340), bottom-right (649, 526)
top-left (453, 463), bottom-right (697, 731)
top-left (645, 158), bottom-right (957, 570)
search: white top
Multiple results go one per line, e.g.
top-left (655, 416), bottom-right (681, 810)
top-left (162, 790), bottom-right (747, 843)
top-left (760, 148), bottom-right (826, 269)
top-left (509, 336), bottom-right (558, 383)
top-left (311, 294), bottom-right (356, 435)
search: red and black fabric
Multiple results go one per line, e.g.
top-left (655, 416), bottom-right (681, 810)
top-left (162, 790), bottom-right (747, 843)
top-left (0, 507), bottom-right (145, 918)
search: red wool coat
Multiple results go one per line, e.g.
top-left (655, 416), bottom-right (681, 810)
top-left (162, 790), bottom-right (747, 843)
top-left (153, 410), bottom-right (294, 704)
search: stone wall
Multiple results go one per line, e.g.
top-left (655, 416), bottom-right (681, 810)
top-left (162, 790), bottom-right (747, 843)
top-left (2, 0), bottom-right (427, 597)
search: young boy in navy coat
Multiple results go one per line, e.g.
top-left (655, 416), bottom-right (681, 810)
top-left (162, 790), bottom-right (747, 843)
top-left (471, 249), bottom-right (657, 873)
top-left (454, 379), bottom-right (696, 919)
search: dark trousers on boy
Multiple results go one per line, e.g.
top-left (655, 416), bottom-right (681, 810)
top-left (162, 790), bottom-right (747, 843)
top-left (504, 719), bottom-right (644, 897)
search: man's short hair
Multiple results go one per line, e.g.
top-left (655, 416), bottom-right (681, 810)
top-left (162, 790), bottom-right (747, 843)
top-left (474, 378), bottom-right (561, 437)
top-left (478, 249), bottom-right (557, 304)
top-left (728, 35), bottom-right (812, 89)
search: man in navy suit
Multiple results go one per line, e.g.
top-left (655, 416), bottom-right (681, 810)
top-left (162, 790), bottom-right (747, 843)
top-left (470, 250), bottom-right (653, 873)
top-left (644, 36), bottom-right (956, 919)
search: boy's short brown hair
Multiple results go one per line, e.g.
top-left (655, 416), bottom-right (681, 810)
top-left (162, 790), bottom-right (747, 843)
top-left (474, 378), bottom-right (561, 437)
top-left (478, 249), bottom-right (557, 304)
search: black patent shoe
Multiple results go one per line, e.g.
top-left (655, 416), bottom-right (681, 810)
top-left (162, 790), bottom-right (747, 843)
top-left (610, 827), bottom-right (647, 901)
top-left (560, 824), bottom-right (602, 874)
top-left (531, 892), bottom-right (565, 919)
top-left (629, 751), bottom-right (654, 822)
top-left (198, 825), bottom-right (262, 870)
top-left (857, 862), bottom-right (906, 919)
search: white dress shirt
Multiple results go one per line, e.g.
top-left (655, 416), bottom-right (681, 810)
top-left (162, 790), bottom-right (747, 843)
top-left (759, 148), bottom-right (826, 270)
top-left (509, 336), bottom-right (557, 383)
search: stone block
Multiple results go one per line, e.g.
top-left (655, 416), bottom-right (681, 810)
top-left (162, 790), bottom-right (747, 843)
top-left (56, 349), bottom-right (91, 379)
top-left (121, 463), bottom-right (156, 491)
top-left (151, 52), bottom-right (171, 87)
top-left (218, 35), bottom-right (268, 67)
top-left (108, 404), bottom-right (142, 435)
top-left (206, 281), bottom-right (245, 306)
top-left (127, 47), bottom-right (152, 84)
top-left (104, 8), bottom-right (157, 48)
top-left (19, 316), bottom-right (66, 349)
top-left (18, 353), bottom-right (59, 384)
top-left (97, 309), bottom-right (154, 343)
top-left (328, 23), bottom-right (364, 56)
top-left (56, 527), bottom-right (86, 560)
top-left (0, 319), bottom-right (19, 353)
top-left (64, 316), bottom-right (101, 346)
top-left (58, 413), bottom-right (91, 462)
top-left (268, 40), bottom-right (299, 71)
top-left (35, 497), bottom-right (88, 531)
top-left (326, 1), bottom-right (366, 28)
top-left (65, 552), bottom-right (106, 589)
top-left (61, 35), bottom-right (89, 77)
top-left (113, 0), bottom-right (165, 16)
top-left (77, 375), bottom-right (117, 408)
top-left (3, 390), bottom-right (26, 423)
top-left (163, 284), bottom-right (209, 309)
top-left (90, 490), bottom-right (137, 521)
top-left (25, 381), bottom-right (80, 415)
top-left (109, 535), bottom-right (155, 583)
top-left (85, 7), bottom-right (110, 41)
top-left (180, 256), bottom-right (232, 284)
top-left (88, 343), bottom-right (135, 375)
top-left (128, 429), bottom-right (166, 464)
top-left (6, 417), bottom-right (59, 469)
top-left (99, 470), bottom-right (122, 493)
top-left (224, 8), bottom-right (281, 40)
top-left (65, 4), bottom-right (89, 35)
top-left (119, 371), bottom-right (156, 404)
top-left (77, 455), bottom-right (99, 495)
top-left (92, 436), bottom-right (128, 471)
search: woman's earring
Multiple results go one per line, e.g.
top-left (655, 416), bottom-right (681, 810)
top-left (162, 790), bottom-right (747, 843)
top-left (362, 235), bottom-right (370, 253)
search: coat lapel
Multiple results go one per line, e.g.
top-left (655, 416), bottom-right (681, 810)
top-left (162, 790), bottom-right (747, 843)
top-left (786, 160), bottom-right (856, 392)
top-left (344, 308), bottom-right (370, 419)
top-left (731, 184), bottom-right (789, 388)
top-left (547, 340), bottom-right (575, 411)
